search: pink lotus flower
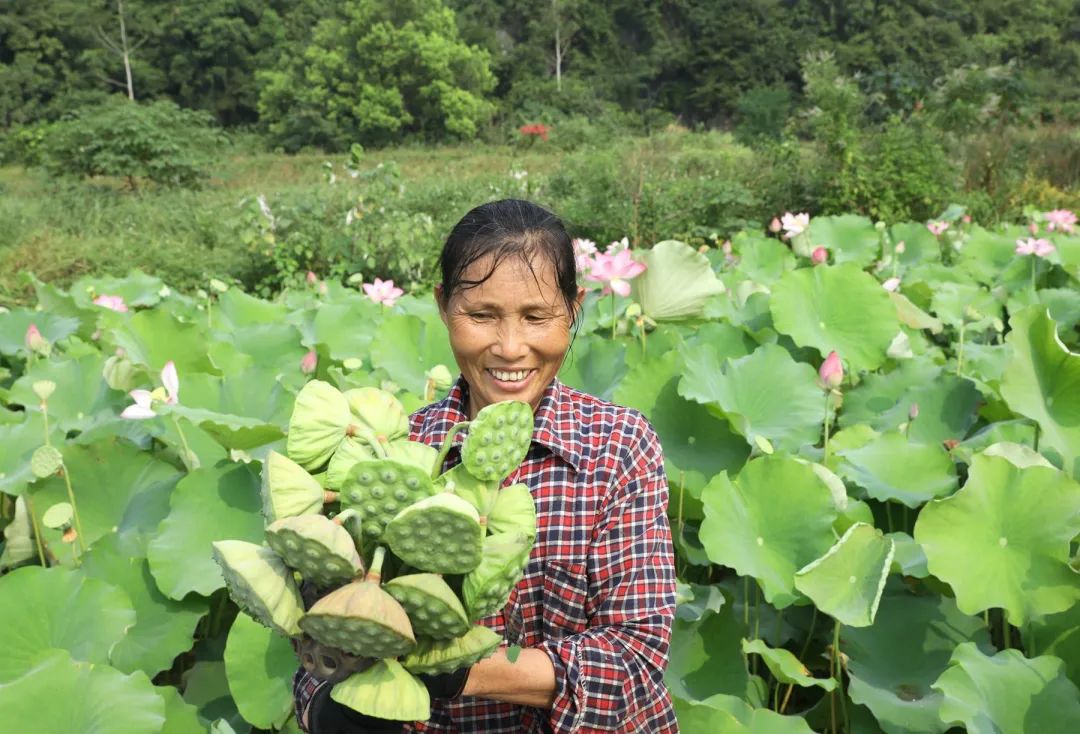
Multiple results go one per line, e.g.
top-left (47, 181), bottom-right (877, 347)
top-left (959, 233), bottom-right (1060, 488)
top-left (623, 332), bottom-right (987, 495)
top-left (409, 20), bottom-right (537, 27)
top-left (121, 361), bottom-right (179, 420)
top-left (909, 403), bottom-right (920, 420)
top-left (769, 217), bottom-right (782, 234)
top-left (363, 278), bottom-right (404, 307)
top-left (1045, 209), bottom-right (1077, 234)
top-left (607, 237), bottom-right (630, 254)
top-left (927, 221), bottom-right (950, 236)
top-left (818, 351), bottom-right (843, 390)
top-left (811, 246), bottom-right (828, 265)
top-left (1015, 237), bottom-right (1056, 257)
top-left (572, 238), bottom-right (597, 271)
top-left (300, 350), bottom-right (318, 375)
top-left (781, 212), bottom-right (810, 239)
top-left (586, 249), bottom-right (646, 297)
top-left (25, 323), bottom-right (49, 354)
top-left (92, 294), bottom-right (129, 313)
top-left (882, 277), bottom-right (901, 292)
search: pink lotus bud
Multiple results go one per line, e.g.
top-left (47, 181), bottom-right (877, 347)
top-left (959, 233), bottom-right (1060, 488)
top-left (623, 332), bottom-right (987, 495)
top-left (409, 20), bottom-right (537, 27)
top-left (306, 271), bottom-right (317, 286)
top-left (908, 403), bottom-right (920, 420)
top-left (721, 240), bottom-right (733, 255)
top-left (819, 351), bottom-right (843, 390)
top-left (1029, 221), bottom-right (1039, 235)
top-left (769, 217), bottom-right (782, 233)
top-left (25, 324), bottom-right (49, 354)
top-left (698, 245), bottom-right (710, 254)
top-left (300, 350), bottom-right (318, 375)
top-left (811, 246), bottom-right (828, 265)
top-left (318, 281), bottom-right (328, 296)
top-left (962, 215), bottom-right (971, 224)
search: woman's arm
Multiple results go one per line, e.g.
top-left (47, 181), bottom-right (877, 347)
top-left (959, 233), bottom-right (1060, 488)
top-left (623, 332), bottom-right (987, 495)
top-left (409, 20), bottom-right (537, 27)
top-left (461, 647), bottom-right (557, 708)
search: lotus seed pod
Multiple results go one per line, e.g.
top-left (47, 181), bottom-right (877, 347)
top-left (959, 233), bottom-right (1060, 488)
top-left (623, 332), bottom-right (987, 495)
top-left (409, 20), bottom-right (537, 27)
top-left (211, 540), bottom-right (304, 637)
top-left (42, 502), bottom-right (73, 530)
top-left (384, 494), bottom-right (483, 575)
top-left (32, 380), bottom-right (57, 402)
top-left (460, 401), bottom-right (534, 482)
top-left (265, 515), bottom-right (363, 588)
top-left (261, 451), bottom-right (327, 522)
top-left (296, 637), bottom-right (374, 684)
top-left (344, 387), bottom-right (409, 442)
top-left (287, 380), bottom-right (352, 470)
top-left (326, 437), bottom-right (378, 489)
top-left (385, 573), bottom-right (470, 640)
top-left (31, 445), bottom-right (64, 479)
top-left (401, 625), bottom-right (502, 675)
top-left (340, 459), bottom-right (435, 543)
top-left (384, 440), bottom-right (439, 473)
top-left (434, 463), bottom-right (498, 518)
top-left (487, 483), bottom-right (537, 541)
top-left (301, 549), bottom-right (416, 658)
top-left (330, 659), bottom-right (430, 722)
top-left (463, 531), bottom-right (533, 622)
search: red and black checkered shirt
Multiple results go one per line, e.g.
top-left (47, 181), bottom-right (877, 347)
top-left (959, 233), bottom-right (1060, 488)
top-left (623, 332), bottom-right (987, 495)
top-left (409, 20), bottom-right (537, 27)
top-left (405, 377), bottom-right (679, 733)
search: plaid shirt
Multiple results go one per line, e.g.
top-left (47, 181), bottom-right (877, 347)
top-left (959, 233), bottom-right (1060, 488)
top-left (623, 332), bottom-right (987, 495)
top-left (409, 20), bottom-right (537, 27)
top-left (405, 377), bottom-right (679, 734)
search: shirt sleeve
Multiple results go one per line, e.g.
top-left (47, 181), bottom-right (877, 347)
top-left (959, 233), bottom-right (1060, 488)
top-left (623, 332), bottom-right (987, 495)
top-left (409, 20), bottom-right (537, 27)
top-left (538, 414), bottom-right (676, 733)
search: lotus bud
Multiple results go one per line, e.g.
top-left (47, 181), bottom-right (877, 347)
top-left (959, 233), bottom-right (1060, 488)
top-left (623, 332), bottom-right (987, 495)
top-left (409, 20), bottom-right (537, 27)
top-left (721, 240), bottom-right (733, 255)
top-left (908, 403), bottom-right (920, 420)
top-left (811, 246), bottom-right (828, 265)
top-left (962, 215), bottom-right (971, 224)
top-left (103, 355), bottom-right (136, 392)
top-left (32, 380), bottom-right (56, 403)
top-left (306, 271), bottom-right (318, 286)
top-left (874, 221), bottom-right (886, 231)
top-left (301, 350), bottom-right (318, 375)
top-left (1029, 221), bottom-right (1039, 235)
top-left (769, 217), bottom-right (782, 233)
top-left (818, 351), bottom-right (843, 390)
top-left (882, 277), bottom-right (901, 292)
top-left (25, 324), bottom-right (49, 355)
top-left (963, 305), bottom-right (982, 322)
top-left (319, 281), bottom-right (329, 296)
top-left (425, 365), bottom-right (453, 392)
top-left (894, 241), bottom-right (906, 254)
top-left (943, 439), bottom-right (960, 451)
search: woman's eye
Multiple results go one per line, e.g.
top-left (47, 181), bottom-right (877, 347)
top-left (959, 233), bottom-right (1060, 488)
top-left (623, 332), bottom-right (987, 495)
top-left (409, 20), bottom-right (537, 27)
top-left (470, 312), bottom-right (494, 321)
top-left (525, 314), bottom-right (549, 323)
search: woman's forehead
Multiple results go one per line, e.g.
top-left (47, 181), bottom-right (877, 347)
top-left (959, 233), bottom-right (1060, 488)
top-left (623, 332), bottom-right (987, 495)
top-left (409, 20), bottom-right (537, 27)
top-left (452, 253), bottom-right (563, 306)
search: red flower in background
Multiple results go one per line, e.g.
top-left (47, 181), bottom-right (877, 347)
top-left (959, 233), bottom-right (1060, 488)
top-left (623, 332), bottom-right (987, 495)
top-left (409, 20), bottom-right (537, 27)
top-left (519, 123), bottom-right (551, 141)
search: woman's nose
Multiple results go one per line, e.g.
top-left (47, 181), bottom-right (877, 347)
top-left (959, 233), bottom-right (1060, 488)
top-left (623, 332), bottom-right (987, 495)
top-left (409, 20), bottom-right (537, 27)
top-left (492, 320), bottom-right (528, 360)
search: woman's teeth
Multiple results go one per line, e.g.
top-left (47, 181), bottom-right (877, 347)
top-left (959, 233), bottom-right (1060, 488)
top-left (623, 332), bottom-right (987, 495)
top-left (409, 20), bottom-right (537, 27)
top-left (490, 369), bottom-right (529, 382)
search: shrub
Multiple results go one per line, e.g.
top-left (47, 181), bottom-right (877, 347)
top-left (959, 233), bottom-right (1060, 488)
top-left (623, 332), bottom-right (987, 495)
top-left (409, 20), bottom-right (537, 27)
top-left (735, 85), bottom-right (792, 145)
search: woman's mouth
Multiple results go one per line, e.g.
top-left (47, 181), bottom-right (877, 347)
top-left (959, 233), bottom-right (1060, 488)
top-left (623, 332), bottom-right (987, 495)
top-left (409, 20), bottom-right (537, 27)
top-left (487, 368), bottom-right (535, 389)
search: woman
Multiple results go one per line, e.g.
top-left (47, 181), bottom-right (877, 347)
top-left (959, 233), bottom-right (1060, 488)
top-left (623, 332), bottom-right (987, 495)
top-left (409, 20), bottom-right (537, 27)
top-left (296, 199), bottom-right (679, 733)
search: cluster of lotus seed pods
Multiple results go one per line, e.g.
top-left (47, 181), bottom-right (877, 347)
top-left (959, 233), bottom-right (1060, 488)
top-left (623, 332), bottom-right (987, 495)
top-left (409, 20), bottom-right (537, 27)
top-left (211, 381), bottom-right (538, 721)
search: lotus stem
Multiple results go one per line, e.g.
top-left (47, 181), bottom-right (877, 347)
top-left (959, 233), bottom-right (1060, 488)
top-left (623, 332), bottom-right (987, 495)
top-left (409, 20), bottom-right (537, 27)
top-left (360, 432), bottom-right (388, 459)
top-left (743, 576), bottom-right (750, 626)
top-left (956, 321), bottom-right (966, 377)
top-left (1033, 422), bottom-right (1040, 453)
top-left (798, 605), bottom-right (819, 664)
top-left (831, 619), bottom-right (848, 734)
top-left (610, 292), bottom-right (617, 339)
top-left (24, 494), bottom-right (49, 568)
top-left (822, 392), bottom-right (833, 463)
top-left (332, 508), bottom-right (360, 526)
top-left (1003, 613), bottom-right (1012, 650)
top-left (367, 545), bottom-right (387, 582)
top-left (171, 416), bottom-right (196, 472)
top-left (885, 502), bottom-right (894, 533)
top-left (1031, 256), bottom-right (1037, 291)
top-left (431, 421), bottom-right (470, 478)
top-left (779, 683), bottom-right (794, 713)
top-left (59, 466), bottom-right (86, 557)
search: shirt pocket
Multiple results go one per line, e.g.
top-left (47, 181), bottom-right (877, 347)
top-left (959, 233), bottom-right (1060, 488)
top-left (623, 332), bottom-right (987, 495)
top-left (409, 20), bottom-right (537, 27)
top-left (540, 560), bottom-right (589, 640)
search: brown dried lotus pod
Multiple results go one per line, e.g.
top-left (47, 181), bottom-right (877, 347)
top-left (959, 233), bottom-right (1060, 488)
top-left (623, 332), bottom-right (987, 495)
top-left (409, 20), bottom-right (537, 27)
top-left (211, 540), bottom-right (304, 637)
top-left (296, 635), bottom-right (375, 684)
top-left (344, 387), bottom-right (409, 443)
top-left (385, 573), bottom-right (470, 640)
top-left (340, 459), bottom-right (435, 544)
top-left (401, 625), bottom-right (502, 675)
top-left (300, 547), bottom-right (415, 658)
top-left (384, 493), bottom-right (483, 575)
top-left (287, 380), bottom-right (352, 471)
top-left (463, 531), bottom-right (533, 622)
top-left (261, 450), bottom-right (337, 523)
top-left (265, 512), bottom-right (363, 588)
top-left (486, 483), bottom-right (537, 541)
top-left (330, 659), bottom-right (430, 722)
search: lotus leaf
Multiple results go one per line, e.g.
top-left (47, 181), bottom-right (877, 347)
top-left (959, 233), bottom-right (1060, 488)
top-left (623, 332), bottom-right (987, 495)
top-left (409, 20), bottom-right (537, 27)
top-left (223, 613), bottom-right (296, 729)
top-left (914, 452), bottom-right (1080, 625)
top-left (630, 240), bottom-right (726, 320)
top-left (794, 523), bottom-right (894, 627)
top-left (401, 625), bottom-right (502, 674)
top-left (341, 459), bottom-right (435, 543)
top-left (10, 351), bottom-right (122, 432)
top-left (166, 404), bottom-right (284, 451)
top-left (265, 515), bottom-right (363, 587)
top-left (731, 232), bottom-right (798, 284)
top-left (110, 307), bottom-right (216, 376)
top-left (699, 456), bottom-right (838, 608)
top-left (889, 222), bottom-right (941, 266)
top-left (312, 298), bottom-right (380, 361)
top-left (344, 387), bottom-right (409, 441)
top-left (211, 540), bottom-right (304, 637)
top-left (0, 496), bottom-right (35, 570)
top-left (261, 450), bottom-right (328, 522)
top-left (386, 573), bottom-right (470, 640)
top-left (369, 313), bottom-right (457, 396)
top-left (0, 309), bottom-right (81, 356)
top-left (835, 431), bottom-right (958, 508)
top-left (933, 642), bottom-right (1080, 733)
top-left (158, 684), bottom-right (207, 734)
top-left (463, 530), bottom-right (533, 621)
top-left (487, 483), bottom-right (537, 539)
top-left (0, 413), bottom-right (62, 496)
top-left (674, 693), bottom-right (815, 733)
top-left (384, 493), bottom-right (484, 574)
top-left (558, 337), bottom-right (628, 402)
top-left (286, 380), bottom-right (352, 470)
top-left (807, 215), bottom-right (880, 267)
top-left (740, 639), bottom-right (836, 692)
top-left (886, 533), bottom-right (929, 579)
top-left (330, 659), bottom-right (430, 722)
top-left (214, 287), bottom-right (289, 329)
top-left (461, 401), bottom-right (534, 482)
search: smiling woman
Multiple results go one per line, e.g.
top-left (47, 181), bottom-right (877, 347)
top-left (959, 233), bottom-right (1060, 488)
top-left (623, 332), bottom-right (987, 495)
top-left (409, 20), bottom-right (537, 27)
top-left (294, 200), bottom-right (679, 734)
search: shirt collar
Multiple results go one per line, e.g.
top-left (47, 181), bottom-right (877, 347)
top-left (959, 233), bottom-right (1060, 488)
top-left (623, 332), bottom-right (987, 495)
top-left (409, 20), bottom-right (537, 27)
top-left (434, 376), bottom-right (583, 473)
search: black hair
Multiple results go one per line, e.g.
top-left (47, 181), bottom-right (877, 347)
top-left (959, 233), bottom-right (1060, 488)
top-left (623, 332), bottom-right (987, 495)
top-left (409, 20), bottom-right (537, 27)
top-left (437, 199), bottom-right (580, 323)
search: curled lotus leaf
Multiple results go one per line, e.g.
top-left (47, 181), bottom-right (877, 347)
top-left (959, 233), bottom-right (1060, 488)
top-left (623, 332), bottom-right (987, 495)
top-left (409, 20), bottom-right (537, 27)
top-left (344, 388), bottom-right (409, 442)
top-left (384, 494), bottom-right (484, 575)
top-left (211, 540), bottom-right (304, 637)
top-left (330, 659), bottom-right (430, 722)
top-left (261, 450), bottom-right (327, 523)
top-left (793, 523), bottom-right (895, 628)
top-left (486, 483), bottom-right (537, 540)
top-left (401, 625), bottom-right (502, 675)
top-left (287, 380), bottom-right (351, 471)
top-left (340, 459), bottom-right (435, 543)
top-left (265, 515), bottom-right (363, 588)
top-left (301, 575), bottom-right (416, 658)
top-left (385, 573), bottom-right (470, 640)
top-left (463, 530), bottom-right (533, 622)
top-left (461, 401), bottom-right (534, 482)
top-left (30, 445), bottom-right (63, 479)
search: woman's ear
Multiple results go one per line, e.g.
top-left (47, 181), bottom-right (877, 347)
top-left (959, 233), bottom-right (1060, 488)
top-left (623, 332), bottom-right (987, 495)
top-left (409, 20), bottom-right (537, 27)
top-left (573, 286), bottom-right (586, 321)
top-left (434, 284), bottom-right (447, 325)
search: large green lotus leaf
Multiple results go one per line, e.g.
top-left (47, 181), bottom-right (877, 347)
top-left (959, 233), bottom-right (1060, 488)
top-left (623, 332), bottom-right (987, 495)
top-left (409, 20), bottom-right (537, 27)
top-left (0, 412), bottom-right (63, 496)
top-left (28, 438), bottom-right (183, 565)
top-left (147, 461), bottom-right (265, 599)
top-left (914, 452), bottom-right (1080, 625)
top-left (181, 659), bottom-right (251, 734)
top-left (1008, 287), bottom-right (1080, 336)
top-left (0, 308), bottom-right (82, 356)
top-left (928, 281), bottom-right (1001, 329)
top-left (166, 371), bottom-right (291, 450)
top-left (158, 685), bottom-right (208, 734)
top-left (1029, 602), bottom-right (1080, 688)
top-left (212, 323), bottom-right (307, 379)
top-left (740, 639), bottom-right (836, 692)
top-left (807, 214), bottom-right (880, 268)
top-left (71, 270), bottom-right (165, 309)
top-left (839, 359), bottom-right (979, 444)
top-left (674, 693), bottom-right (815, 733)
top-left (9, 351), bottom-right (125, 432)
top-left (223, 614), bottom-right (295, 729)
top-left (793, 523), bottom-right (894, 627)
top-left (312, 297), bottom-right (381, 361)
top-left (0, 566), bottom-right (136, 682)
top-left (706, 290), bottom-right (774, 335)
top-left (680, 344), bottom-right (823, 453)
top-left (886, 532), bottom-right (929, 579)
top-left (0, 648), bottom-right (166, 734)
top-left (630, 240), bottom-right (726, 320)
top-left (836, 432), bottom-right (958, 508)
top-left (889, 222), bottom-right (941, 266)
top-left (933, 642), bottom-right (1080, 733)
top-left (769, 263), bottom-right (899, 371)
top-left (369, 314), bottom-right (455, 396)
top-left (167, 405), bottom-right (284, 451)
top-left (666, 603), bottom-right (748, 701)
top-left (214, 288), bottom-right (289, 331)
top-left (731, 232), bottom-right (798, 285)
top-left (110, 308), bottom-right (217, 376)
top-left (999, 307), bottom-right (1080, 477)
top-left (700, 457), bottom-right (838, 608)
top-left (955, 226), bottom-right (1025, 284)
top-left (844, 585), bottom-right (991, 734)
top-left (80, 534), bottom-right (207, 677)
top-left (558, 337), bottom-right (628, 402)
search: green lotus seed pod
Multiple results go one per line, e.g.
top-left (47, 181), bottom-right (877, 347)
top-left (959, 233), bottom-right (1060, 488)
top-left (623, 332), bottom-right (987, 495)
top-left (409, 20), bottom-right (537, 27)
top-left (265, 515), bottom-right (364, 588)
top-left (461, 401), bottom-right (533, 482)
top-left (31, 445), bottom-right (63, 479)
top-left (330, 659), bottom-right (430, 722)
top-left (287, 380), bottom-right (352, 470)
top-left (401, 625), bottom-right (502, 675)
top-left (384, 494), bottom-right (483, 575)
top-left (102, 355), bottom-right (136, 392)
top-left (385, 573), bottom-right (470, 640)
top-left (487, 483), bottom-right (537, 541)
top-left (344, 387), bottom-right (409, 442)
top-left (463, 531), bottom-right (533, 622)
top-left (211, 540), bottom-right (304, 637)
top-left (261, 450), bottom-right (328, 522)
top-left (326, 437), bottom-right (378, 489)
top-left (340, 459), bottom-right (435, 543)
top-left (434, 463), bottom-right (498, 518)
top-left (41, 502), bottom-right (73, 530)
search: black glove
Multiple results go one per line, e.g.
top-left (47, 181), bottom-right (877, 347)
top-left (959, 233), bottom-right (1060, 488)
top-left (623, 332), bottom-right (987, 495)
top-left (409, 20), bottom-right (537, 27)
top-left (418, 666), bottom-right (471, 700)
top-left (294, 668), bottom-right (407, 734)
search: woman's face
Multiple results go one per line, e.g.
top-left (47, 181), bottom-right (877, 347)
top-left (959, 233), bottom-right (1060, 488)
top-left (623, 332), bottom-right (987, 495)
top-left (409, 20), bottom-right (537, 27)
top-left (438, 252), bottom-right (582, 419)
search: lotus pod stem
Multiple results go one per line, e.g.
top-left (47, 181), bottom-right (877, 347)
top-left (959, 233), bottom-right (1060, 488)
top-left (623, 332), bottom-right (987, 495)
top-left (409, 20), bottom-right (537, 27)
top-left (431, 422), bottom-right (470, 479)
top-left (324, 490), bottom-right (340, 504)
